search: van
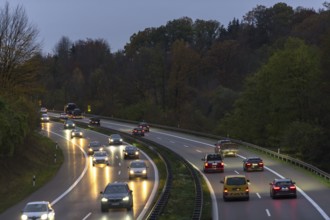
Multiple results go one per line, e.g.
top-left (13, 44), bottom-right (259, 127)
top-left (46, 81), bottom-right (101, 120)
top-left (220, 175), bottom-right (249, 201)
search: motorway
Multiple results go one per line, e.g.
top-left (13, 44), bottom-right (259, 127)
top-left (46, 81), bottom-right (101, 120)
top-left (94, 118), bottom-right (330, 220)
top-left (0, 121), bottom-right (158, 220)
top-left (1, 115), bottom-right (330, 220)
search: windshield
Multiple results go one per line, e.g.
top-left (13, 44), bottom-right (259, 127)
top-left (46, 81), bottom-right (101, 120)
top-left (24, 203), bottom-right (47, 212)
top-left (131, 162), bottom-right (146, 168)
top-left (105, 185), bottom-right (128, 194)
top-left (226, 177), bottom-right (246, 185)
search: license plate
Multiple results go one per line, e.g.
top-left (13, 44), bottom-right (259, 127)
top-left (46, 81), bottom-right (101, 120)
top-left (111, 202), bottom-right (119, 206)
top-left (282, 187), bottom-right (288, 191)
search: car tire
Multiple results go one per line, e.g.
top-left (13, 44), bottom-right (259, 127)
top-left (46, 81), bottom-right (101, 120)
top-left (223, 196), bottom-right (228, 201)
top-left (101, 205), bottom-right (108, 212)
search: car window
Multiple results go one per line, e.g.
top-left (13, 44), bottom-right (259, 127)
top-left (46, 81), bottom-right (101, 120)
top-left (105, 185), bottom-right (128, 193)
top-left (226, 177), bottom-right (246, 185)
top-left (24, 204), bottom-right (47, 212)
top-left (131, 162), bottom-right (146, 168)
top-left (207, 154), bottom-right (221, 160)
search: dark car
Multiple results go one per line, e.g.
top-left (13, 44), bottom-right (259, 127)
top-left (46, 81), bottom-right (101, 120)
top-left (87, 141), bottom-right (104, 155)
top-left (123, 145), bottom-right (140, 159)
top-left (89, 117), bottom-right (100, 126)
top-left (243, 157), bottom-right (264, 172)
top-left (64, 120), bottom-right (75, 129)
top-left (201, 153), bottom-right (224, 173)
top-left (138, 122), bottom-right (150, 132)
top-left (270, 178), bottom-right (297, 199)
top-left (109, 134), bottom-right (123, 145)
top-left (100, 182), bottom-right (133, 212)
top-left (132, 127), bottom-right (145, 136)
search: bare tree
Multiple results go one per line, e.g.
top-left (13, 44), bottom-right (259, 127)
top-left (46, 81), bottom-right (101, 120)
top-left (0, 2), bottom-right (41, 94)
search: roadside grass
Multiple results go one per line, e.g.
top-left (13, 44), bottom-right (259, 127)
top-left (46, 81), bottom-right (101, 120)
top-left (0, 132), bottom-right (64, 213)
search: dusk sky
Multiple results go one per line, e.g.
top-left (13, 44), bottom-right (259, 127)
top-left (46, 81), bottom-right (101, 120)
top-left (1, 0), bottom-right (326, 54)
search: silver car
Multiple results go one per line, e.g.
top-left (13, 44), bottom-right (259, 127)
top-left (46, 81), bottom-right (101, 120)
top-left (71, 128), bottom-right (83, 138)
top-left (21, 201), bottom-right (55, 220)
top-left (92, 151), bottom-right (110, 166)
top-left (108, 134), bottom-right (123, 145)
top-left (128, 160), bottom-right (148, 179)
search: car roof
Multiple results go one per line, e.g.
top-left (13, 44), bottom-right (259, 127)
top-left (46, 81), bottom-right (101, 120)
top-left (246, 157), bottom-right (262, 160)
top-left (225, 175), bottom-right (247, 179)
top-left (26, 201), bottom-right (49, 205)
top-left (130, 160), bottom-right (145, 164)
top-left (274, 178), bottom-right (292, 182)
top-left (106, 182), bottom-right (128, 186)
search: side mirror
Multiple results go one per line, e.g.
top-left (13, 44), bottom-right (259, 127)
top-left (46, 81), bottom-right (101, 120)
top-left (100, 191), bottom-right (103, 194)
top-left (220, 180), bottom-right (224, 184)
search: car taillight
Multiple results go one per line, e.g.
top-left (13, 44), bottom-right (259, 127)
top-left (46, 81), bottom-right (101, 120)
top-left (259, 162), bottom-right (264, 167)
top-left (205, 162), bottom-right (210, 167)
top-left (289, 186), bottom-right (296, 190)
top-left (224, 188), bottom-right (228, 193)
top-left (273, 186), bottom-right (281, 190)
top-left (246, 163), bottom-right (251, 167)
top-left (245, 187), bottom-right (249, 192)
top-left (218, 162), bottom-right (224, 167)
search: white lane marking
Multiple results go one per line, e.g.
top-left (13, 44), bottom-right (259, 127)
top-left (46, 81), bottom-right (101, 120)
top-left (196, 150), bottom-right (202, 153)
top-left (115, 155), bottom-right (118, 159)
top-left (184, 145), bottom-right (189, 148)
top-left (118, 162), bottom-right (121, 166)
top-left (234, 170), bottom-right (239, 174)
top-left (256, 193), bottom-right (261, 199)
top-left (82, 212), bottom-right (92, 220)
top-left (46, 131), bottom-right (88, 206)
top-left (118, 171), bottom-right (121, 175)
top-left (266, 209), bottom-right (271, 217)
top-left (157, 137), bottom-right (162, 140)
top-left (170, 141), bottom-right (175, 144)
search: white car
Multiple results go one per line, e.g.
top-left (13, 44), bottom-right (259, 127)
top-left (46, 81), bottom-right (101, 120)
top-left (21, 201), bottom-right (55, 220)
top-left (40, 107), bottom-right (48, 113)
top-left (92, 151), bottom-right (110, 166)
top-left (59, 112), bottom-right (68, 120)
top-left (128, 160), bottom-right (148, 179)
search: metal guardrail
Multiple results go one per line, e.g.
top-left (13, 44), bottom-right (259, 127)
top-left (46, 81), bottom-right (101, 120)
top-left (51, 110), bottom-right (330, 183)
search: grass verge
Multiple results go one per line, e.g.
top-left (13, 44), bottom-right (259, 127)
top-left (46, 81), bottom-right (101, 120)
top-left (0, 132), bottom-right (64, 213)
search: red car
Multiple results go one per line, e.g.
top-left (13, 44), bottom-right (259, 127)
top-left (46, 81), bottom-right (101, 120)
top-left (270, 178), bottom-right (297, 199)
top-left (201, 153), bottom-right (224, 173)
top-left (243, 157), bottom-right (264, 171)
top-left (132, 127), bottom-right (145, 136)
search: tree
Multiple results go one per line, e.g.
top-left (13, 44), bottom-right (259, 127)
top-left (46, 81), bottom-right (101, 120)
top-left (0, 2), bottom-right (41, 95)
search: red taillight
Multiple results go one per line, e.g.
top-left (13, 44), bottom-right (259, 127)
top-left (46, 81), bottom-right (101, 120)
top-left (273, 186), bottom-right (281, 190)
top-left (224, 188), bottom-right (228, 193)
top-left (259, 162), bottom-right (264, 167)
top-left (289, 186), bottom-right (296, 190)
top-left (245, 187), bottom-right (249, 192)
top-left (204, 162), bottom-right (210, 168)
top-left (246, 163), bottom-right (252, 167)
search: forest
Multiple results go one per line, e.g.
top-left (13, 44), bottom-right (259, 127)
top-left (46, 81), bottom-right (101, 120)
top-left (1, 2), bottom-right (330, 172)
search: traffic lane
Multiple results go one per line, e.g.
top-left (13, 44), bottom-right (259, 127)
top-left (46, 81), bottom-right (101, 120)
top-left (53, 126), bottom-right (155, 220)
top-left (0, 122), bottom-right (86, 220)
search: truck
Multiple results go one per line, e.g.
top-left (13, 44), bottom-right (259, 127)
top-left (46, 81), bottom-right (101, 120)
top-left (215, 139), bottom-right (238, 157)
top-left (64, 103), bottom-right (83, 119)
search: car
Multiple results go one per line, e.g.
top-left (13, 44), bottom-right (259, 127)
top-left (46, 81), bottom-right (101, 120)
top-left (220, 175), bottom-right (250, 201)
top-left (243, 157), bottom-right (264, 172)
top-left (21, 201), bottom-right (55, 220)
top-left (123, 145), bottom-right (140, 159)
top-left (59, 112), bottom-right (68, 120)
top-left (128, 160), bottom-right (148, 179)
top-left (40, 114), bottom-right (50, 122)
top-left (71, 128), bottom-right (83, 138)
top-left (92, 151), bottom-right (110, 166)
top-left (100, 182), bottom-right (133, 212)
top-left (201, 153), bottom-right (224, 173)
top-left (214, 139), bottom-right (232, 154)
top-left (138, 122), bottom-right (150, 132)
top-left (87, 141), bottom-right (104, 155)
top-left (132, 127), bottom-right (145, 136)
top-left (40, 107), bottom-right (48, 113)
top-left (64, 120), bottom-right (75, 129)
top-left (269, 178), bottom-right (297, 199)
top-left (109, 134), bottom-right (123, 145)
top-left (89, 117), bottom-right (100, 126)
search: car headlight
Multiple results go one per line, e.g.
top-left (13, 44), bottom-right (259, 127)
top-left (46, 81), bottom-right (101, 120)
top-left (71, 133), bottom-right (74, 135)
top-left (110, 139), bottom-right (113, 142)
top-left (130, 170), bottom-right (134, 174)
top-left (79, 132), bottom-right (82, 135)
top-left (100, 147), bottom-right (104, 151)
top-left (93, 158), bottom-right (96, 161)
top-left (135, 151), bottom-right (139, 155)
top-left (101, 197), bottom-right (108, 202)
top-left (21, 214), bottom-right (28, 220)
top-left (142, 169), bottom-right (147, 174)
top-left (120, 139), bottom-right (123, 142)
top-left (125, 152), bottom-right (128, 155)
top-left (41, 214), bottom-right (48, 220)
top-left (105, 157), bottom-right (108, 161)
top-left (88, 148), bottom-right (93, 152)
top-left (72, 123), bottom-right (75, 126)
top-left (122, 196), bottom-right (129, 201)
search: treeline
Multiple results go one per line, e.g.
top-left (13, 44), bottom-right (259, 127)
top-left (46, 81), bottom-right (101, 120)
top-left (2, 3), bottom-right (330, 171)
